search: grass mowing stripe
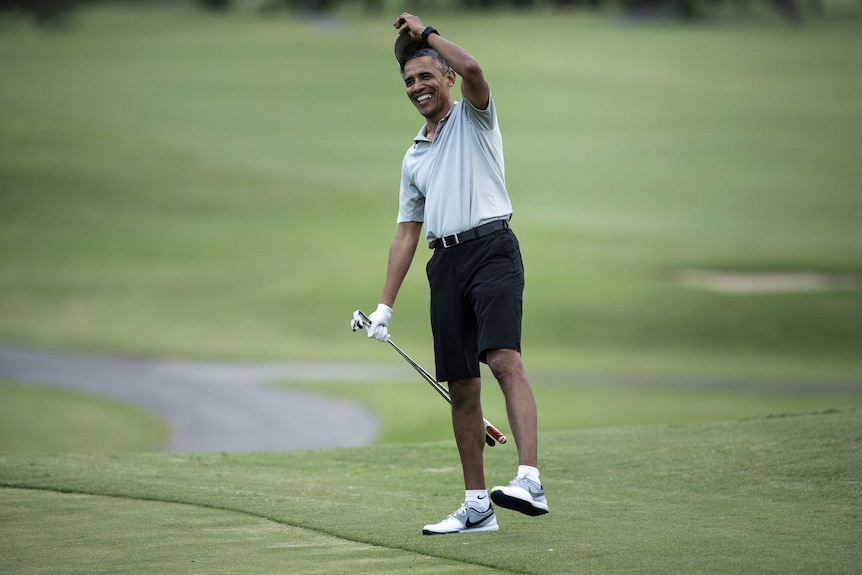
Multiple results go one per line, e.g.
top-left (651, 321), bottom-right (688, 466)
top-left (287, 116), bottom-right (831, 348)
top-left (1, 409), bottom-right (859, 574)
top-left (0, 488), bottom-right (507, 575)
top-left (0, 485), bottom-right (518, 575)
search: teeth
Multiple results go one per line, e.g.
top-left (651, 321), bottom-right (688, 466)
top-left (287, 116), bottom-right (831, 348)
top-left (417, 94), bottom-right (431, 103)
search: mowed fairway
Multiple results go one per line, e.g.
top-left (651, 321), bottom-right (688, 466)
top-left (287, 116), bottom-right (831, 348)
top-left (2, 3), bottom-right (862, 574)
top-left (1, 409), bottom-right (860, 574)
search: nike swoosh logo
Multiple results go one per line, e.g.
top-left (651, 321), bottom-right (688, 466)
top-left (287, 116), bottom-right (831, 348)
top-left (465, 513), bottom-right (493, 529)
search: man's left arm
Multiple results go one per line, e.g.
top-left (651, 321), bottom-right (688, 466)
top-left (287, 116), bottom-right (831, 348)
top-left (394, 13), bottom-right (490, 110)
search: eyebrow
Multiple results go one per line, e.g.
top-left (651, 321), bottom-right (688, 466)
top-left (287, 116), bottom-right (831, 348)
top-left (404, 70), bottom-right (440, 85)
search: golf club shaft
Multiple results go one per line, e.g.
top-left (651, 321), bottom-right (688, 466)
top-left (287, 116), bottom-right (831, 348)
top-left (357, 310), bottom-right (507, 446)
top-left (387, 337), bottom-right (508, 445)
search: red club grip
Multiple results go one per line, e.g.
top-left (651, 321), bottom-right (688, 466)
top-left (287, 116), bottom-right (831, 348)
top-left (485, 421), bottom-right (507, 444)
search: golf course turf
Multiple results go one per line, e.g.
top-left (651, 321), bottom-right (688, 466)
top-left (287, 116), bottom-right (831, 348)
top-left (2, 409), bottom-right (860, 574)
top-left (2, 2), bottom-right (861, 573)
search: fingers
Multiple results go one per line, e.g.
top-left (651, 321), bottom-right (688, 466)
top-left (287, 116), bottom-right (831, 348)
top-left (394, 12), bottom-right (423, 39)
top-left (394, 12), bottom-right (411, 28)
top-left (366, 303), bottom-right (393, 342)
top-left (367, 324), bottom-right (390, 343)
top-left (351, 307), bottom-right (391, 342)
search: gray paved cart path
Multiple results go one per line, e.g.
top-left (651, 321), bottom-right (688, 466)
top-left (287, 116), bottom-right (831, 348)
top-left (1, 342), bottom-right (859, 453)
top-left (0, 343), bottom-right (407, 452)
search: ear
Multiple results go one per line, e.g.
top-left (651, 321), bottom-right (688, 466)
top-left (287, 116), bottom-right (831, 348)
top-left (446, 70), bottom-right (456, 87)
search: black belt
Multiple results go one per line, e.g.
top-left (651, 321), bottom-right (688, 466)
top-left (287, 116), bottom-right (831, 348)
top-left (431, 219), bottom-right (510, 249)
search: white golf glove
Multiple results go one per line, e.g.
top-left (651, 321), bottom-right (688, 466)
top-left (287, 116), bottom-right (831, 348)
top-left (350, 310), bottom-right (365, 332)
top-left (366, 303), bottom-right (393, 342)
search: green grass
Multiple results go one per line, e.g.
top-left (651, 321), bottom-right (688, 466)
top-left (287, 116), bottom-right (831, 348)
top-left (2, 4), bottom-right (862, 573)
top-left (284, 378), bottom-right (862, 443)
top-left (0, 4), bottom-right (860, 379)
top-left (0, 489), bottom-right (491, 575)
top-left (2, 409), bottom-right (860, 574)
top-left (0, 379), bottom-right (170, 452)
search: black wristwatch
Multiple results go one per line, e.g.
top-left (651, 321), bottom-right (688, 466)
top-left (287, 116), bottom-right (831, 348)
top-left (421, 26), bottom-right (439, 43)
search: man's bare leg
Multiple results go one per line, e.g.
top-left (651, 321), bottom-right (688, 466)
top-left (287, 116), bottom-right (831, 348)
top-left (487, 348), bottom-right (548, 516)
top-left (486, 348), bottom-right (537, 467)
top-left (448, 377), bottom-right (486, 490)
top-left (422, 376), bottom-right (499, 535)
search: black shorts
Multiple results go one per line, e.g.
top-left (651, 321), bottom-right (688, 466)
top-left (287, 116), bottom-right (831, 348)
top-left (425, 227), bottom-right (524, 382)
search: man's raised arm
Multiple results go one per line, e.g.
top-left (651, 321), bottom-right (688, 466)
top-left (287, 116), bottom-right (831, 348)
top-left (394, 13), bottom-right (491, 110)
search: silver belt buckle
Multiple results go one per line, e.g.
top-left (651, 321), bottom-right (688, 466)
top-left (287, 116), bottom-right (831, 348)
top-left (442, 233), bottom-right (459, 248)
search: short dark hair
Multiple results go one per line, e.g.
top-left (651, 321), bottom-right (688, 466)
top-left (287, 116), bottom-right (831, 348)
top-left (401, 48), bottom-right (452, 77)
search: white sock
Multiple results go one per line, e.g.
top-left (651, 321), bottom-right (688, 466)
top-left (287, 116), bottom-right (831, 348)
top-left (465, 489), bottom-right (490, 512)
top-left (518, 465), bottom-right (540, 484)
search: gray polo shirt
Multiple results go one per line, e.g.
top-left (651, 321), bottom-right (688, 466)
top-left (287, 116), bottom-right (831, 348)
top-left (397, 95), bottom-right (513, 247)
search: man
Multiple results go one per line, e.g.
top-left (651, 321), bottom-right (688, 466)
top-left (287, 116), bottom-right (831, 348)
top-left (353, 13), bottom-right (548, 535)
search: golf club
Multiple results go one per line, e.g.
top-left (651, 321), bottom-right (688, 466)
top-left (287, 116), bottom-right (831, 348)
top-left (352, 309), bottom-right (507, 446)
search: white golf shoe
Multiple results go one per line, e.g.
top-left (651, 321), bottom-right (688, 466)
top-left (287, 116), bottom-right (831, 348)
top-left (422, 503), bottom-right (499, 535)
top-left (491, 476), bottom-right (549, 516)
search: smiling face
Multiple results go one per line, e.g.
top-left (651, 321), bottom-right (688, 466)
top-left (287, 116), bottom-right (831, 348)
top-left (402, 55), bottom-right (456, 124)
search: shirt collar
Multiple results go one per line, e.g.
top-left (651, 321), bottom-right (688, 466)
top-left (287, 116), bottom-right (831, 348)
top-left (414, 101), bottom-right (457, 143)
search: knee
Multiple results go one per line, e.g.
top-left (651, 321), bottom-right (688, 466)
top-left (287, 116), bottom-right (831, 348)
top-left (448, 378), bottom-right (482, 408)
top-left (486, 349), bottom-right (524, 383)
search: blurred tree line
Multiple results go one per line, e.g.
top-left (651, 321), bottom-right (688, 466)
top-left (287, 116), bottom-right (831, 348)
top-left (0, 0), bottom-right (81, 23)
top-left (251, 0), bottom-right (818, 20)
top-left (0, 0), bottom-right (829, 25)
